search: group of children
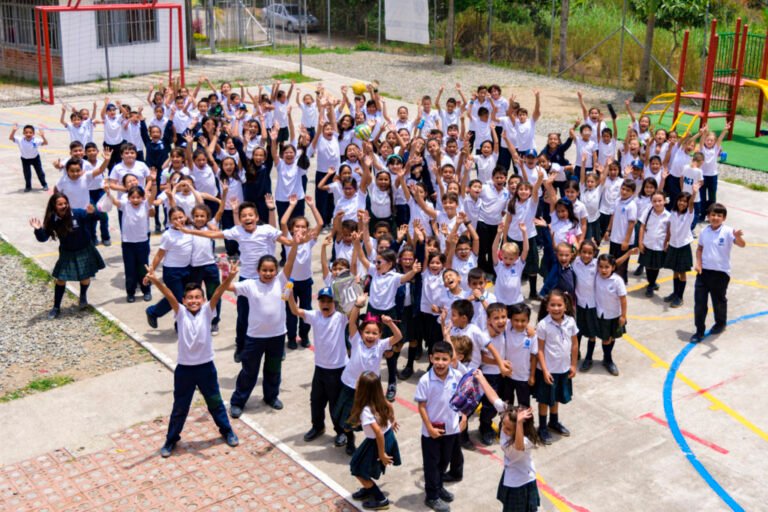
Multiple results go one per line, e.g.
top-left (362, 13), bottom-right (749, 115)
top-left (23, 77), bottom-right (748, 512)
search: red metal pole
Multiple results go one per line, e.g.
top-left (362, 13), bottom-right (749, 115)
top-left (177, 5), bottom-right (185, 87)
top-left (42, 10), bottom-right (54, 105)
top-left (168, 5), bottom-right (173, 85)
top-left (755, 30), bottom-right (768, 138)
top-left (673, 30), bottom-right (689, 124)
top-left (35, 9), bottom-right (44, 103)
top-left (727, 25), bottom-right (748, 140)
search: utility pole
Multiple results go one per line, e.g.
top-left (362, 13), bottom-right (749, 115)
top-left (444, 0), bottom-right (455, 65)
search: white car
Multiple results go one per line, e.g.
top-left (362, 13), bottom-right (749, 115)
top-left (263, 3), bottom-right (320, 32)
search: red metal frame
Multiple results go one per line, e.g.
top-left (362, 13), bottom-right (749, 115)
top-left (35, 2), bottom-right (184, 104)
top-left (725, 24), bottom-right (749, 140)
top-left (755, 29), bottom-right (768, 138)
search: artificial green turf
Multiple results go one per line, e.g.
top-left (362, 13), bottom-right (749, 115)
top-left (615, 112), bottom-right (768, 173)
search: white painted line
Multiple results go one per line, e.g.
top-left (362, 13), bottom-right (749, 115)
top-left (0, 231), bottom-right (359, 511)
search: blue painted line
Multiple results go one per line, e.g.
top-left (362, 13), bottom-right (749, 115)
top-left (663, 310), bottom-right (768, 512)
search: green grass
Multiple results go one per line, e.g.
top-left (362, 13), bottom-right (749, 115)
top-left (0, 74), bottom-right (40, 87)
top-left (0, 240), bottom-right (52, 284)
top-left (379, 91), bottom-right (403, 101)
top-left (258, 44), bottom-right (353, 56)
top-left (353, 41), bottom-right (375, 52)
top-left (95, 315), bottom-right (126, 339)
top-left (271, 72), bottom-right (318, 83)
top-left (723, 178), bottom-right (768, 191)
top-left (0, 375), bottom-right (75, 403)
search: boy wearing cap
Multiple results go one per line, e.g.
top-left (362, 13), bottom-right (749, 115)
top-left (287, 287), bottom-right (350, 447)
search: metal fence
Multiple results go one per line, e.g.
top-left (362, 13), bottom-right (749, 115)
top-left (191, 0), bottom-right (270, 53)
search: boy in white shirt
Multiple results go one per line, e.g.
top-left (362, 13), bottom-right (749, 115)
top-left (287, 287), bottom-right (349, 447)
top-left (415, 341), bottom-right (467, 511)
top-left (144, 264), bottom-right (240, 458)
top-left (605, 179), bottom-right (638, 283)
top-left (9, 123), bottom-right (48, 192)
top-left (691, 203), bottom-right (746, 343)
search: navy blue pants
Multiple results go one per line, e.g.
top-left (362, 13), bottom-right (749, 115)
top-left (166, 361), bottom-right (232, 444)
top-left (479, 373), bottom-right (502, 434)
top-left (191, 263), bottom-right (221, 325)
top-left (89, 189), bottom-right (111, 242)
top-left (231, 334), bottom-right (284, 408)
top-left (699, 175), bottom-right (718, 222)
top-left (122, 240), bottom-right (151, 297)
top-left (221, 209), bottom-right (239, 257)
top-left (286, 278), bottom-right (312, 342)
top-left (147, 265), bottom-right (190, 318)
top-left (315, 171), bottom-right (334, 227)
top-left (694, 269), bottom-right (729, 335)
top-left (21, 156), bottom-right (47, 189)
top-left (310, 366), bottom-right (345, 433)
top-left (422, 433), bottom-right (462, 500)
top-left (476, 221), bottom-right (498, 278)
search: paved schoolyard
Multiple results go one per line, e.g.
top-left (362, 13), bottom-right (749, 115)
top-left (1, 56), bottom-right (767, 511)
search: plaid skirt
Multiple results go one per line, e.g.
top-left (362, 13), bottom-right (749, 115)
top-left (349, 429), bottom-right (401, 480)
top-left (332, 384), bottom-right (358, 432)
top-left (663, 245), bottom-right (693, 273)
top-left (497, 477), bottom-right (540, 512)
top-left (52, 245), bottom-right (105, 282)
top-left (638, 248), bottom-right (666, 269)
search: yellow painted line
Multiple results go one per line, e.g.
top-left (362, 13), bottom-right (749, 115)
top-left (732, 279), bottom-right (768, 290)
top-left (536, 475), bottom-right (574, 512)
top-left (624, 332), bottom-right (768, 443)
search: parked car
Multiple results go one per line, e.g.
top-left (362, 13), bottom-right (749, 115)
top-left (263, 3), bottom-right (320, 32)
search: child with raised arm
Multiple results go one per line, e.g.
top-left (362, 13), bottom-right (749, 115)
top-left (334, 293), bottom-right (402, 456)
top-left (10, 123), bottom-right (48, 192)
top-left (144, 263), bottom-right (240, 457)
top-left (288, 287), bottom-right (349, 447)
top-left (690, 203), bottom-right (746, 343)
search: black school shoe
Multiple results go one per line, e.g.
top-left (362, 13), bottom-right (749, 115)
top-left (352, 487), bottom-right (373, 500)
top-left (441, 472), bottom-right (463, 483)
top-left (538, 426), bottom-right (553, 445)
top-left (398, 366), bottom-right (414, 380)
top-left (333, 432), bottom-right (347, 447)
top-left (548, 422), bottom-right (571, 437)
top-left (710, 323), bottom-right (727, 335)
top-left (303, 426), bottom-right (325, 442)
top-left (287, 338), bottom-right (298, 350)
top-left (480, 430), bottom-right (496, 446)
top-left (345, 434), bottom-right (356, 455)
top-left (603, 360), bottom-right (620, 376)
top-left (580, 358), bottom-right (593, 372)
top-left (362, 497), bottom-right (389, 510)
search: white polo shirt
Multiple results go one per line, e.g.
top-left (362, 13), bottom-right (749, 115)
top-left (414, 367), bottom-right (463, 437)
top-left (535, 315), bottom-right (577, 374)
top-left (367, 265), bottom-right (403, 310)
top-left (234, 273), bottom-right (288, 338)
top-left (56, 173), bottom-right (94, 209)
top-left (699, 224), bottom-right (736, 274)
top-left (609, 197), bottom-right (638, 245)
top-left (682, 165), bottom-right (703, 203)
top-left (158, 228), bottom-right (193, 267)
top-left (580, 184), bottom-right (602, 223)
top-left (494, 260), bottom-right (525, 305)
top-left (14, 135), bottom-right (43, 159)
top-left (575, 137), bottom-right (597, 168)
top-left (452, 254), bottom-right (477, 294)
top-left (110, 161), bottom-right (150, 188)
top-left (506, 198), bottom-right (537, 241)
top-left (481, 327), bottom-right (505, 375)
top-left (119, 199), bottom-right (150, 243)
top-left (341, 333), bottom-right (391, 388)
top-left (222, 225), bottom-right (280, 279)
top-left (274, 160), bottom-right (305, 201)
top-left (361, 405), bottom-right (391, 439)
top-left (476, 153), bottom-right (499, 183)
top-left (572, 258), bottom-right (597, 308)
top-left (505, 326), bottom-right (538, 381)
top-left (175, 303), bottom-right (215, 366)
top-left (471, 290), bottom-right (496, 331)
top-left (641, 208), bottom-right (671, 251)
top-left (190, 226), bottom-right (216, 267)
top-left (668, 210), bottom-right (694, 248)
top-left (303, 310), bottom-right (349, 369)
top-left (190, 164), bottom-right (218, 196)
top-left (102, 114), bottom-right (124, 145)
top-left (599, 177), bottom-right (622, 215)
top-left (420, 271), bottom-right (445, 315)
top-left (595, 274), bottom-right (626, 320)
top-left (501, 433), bottom-right (536, 488)
top-left (478, 182), bottom-right (510, 225)
top-left (449, 323), bottom-right (490, 371)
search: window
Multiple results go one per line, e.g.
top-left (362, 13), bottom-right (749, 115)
top-left (0, 0), bottom-right (60, 52)
top-left (95, 0), bottom-right (158, 48)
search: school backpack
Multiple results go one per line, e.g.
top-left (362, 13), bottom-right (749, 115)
top-left (449, 371), bottom-right (485, 416)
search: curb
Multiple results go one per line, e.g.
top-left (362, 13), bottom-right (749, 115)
top-left (0, 231), bottom-right (360, 511)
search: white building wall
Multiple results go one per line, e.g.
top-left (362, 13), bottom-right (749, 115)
top-left (58, 0), bottom-right (186, 84)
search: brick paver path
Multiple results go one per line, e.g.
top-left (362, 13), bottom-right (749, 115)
top-left (0, 408), bottom-right (355, 511)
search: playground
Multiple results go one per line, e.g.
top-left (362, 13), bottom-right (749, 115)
top-left (637, 19), bottom-right (768, 172)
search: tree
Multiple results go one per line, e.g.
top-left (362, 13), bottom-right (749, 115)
top-left (634, 2), bottom-right (656, 102)
top-left (558, 0), bottom-right (570, 73)
top-left (445, 0), bottom-right (455, 65)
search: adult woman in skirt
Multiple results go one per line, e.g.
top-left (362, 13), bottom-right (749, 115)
top-left (30, 192), bottom-right (105, 319)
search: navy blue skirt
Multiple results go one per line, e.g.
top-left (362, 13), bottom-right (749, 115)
top-left (664, 245), bottom-right (692, 273)
top-left (497, 477), bottom-right (540, 512)
top-left (349, 429), bottom-right (401, 480)
top-left (52, 245), bottom-right (105, 281)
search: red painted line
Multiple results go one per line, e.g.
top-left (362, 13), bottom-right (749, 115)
top-left (638, 413), bottom-right (729, 454)
top-left (681, 374), bottom-right (743, 400)
top-left (222, 292), bottom-right (237, 305)
top-left (723, 203), bottom-right (768, 218)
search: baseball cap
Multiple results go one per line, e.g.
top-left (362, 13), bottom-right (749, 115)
top-left (631, 159), bottom-right (644, 169)
top-left (386, 154), bottom-right (403, 164)
top-left (524, 149), bottom-right (537, 158)
top-left (317, 287), bottom-right (334, 299)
